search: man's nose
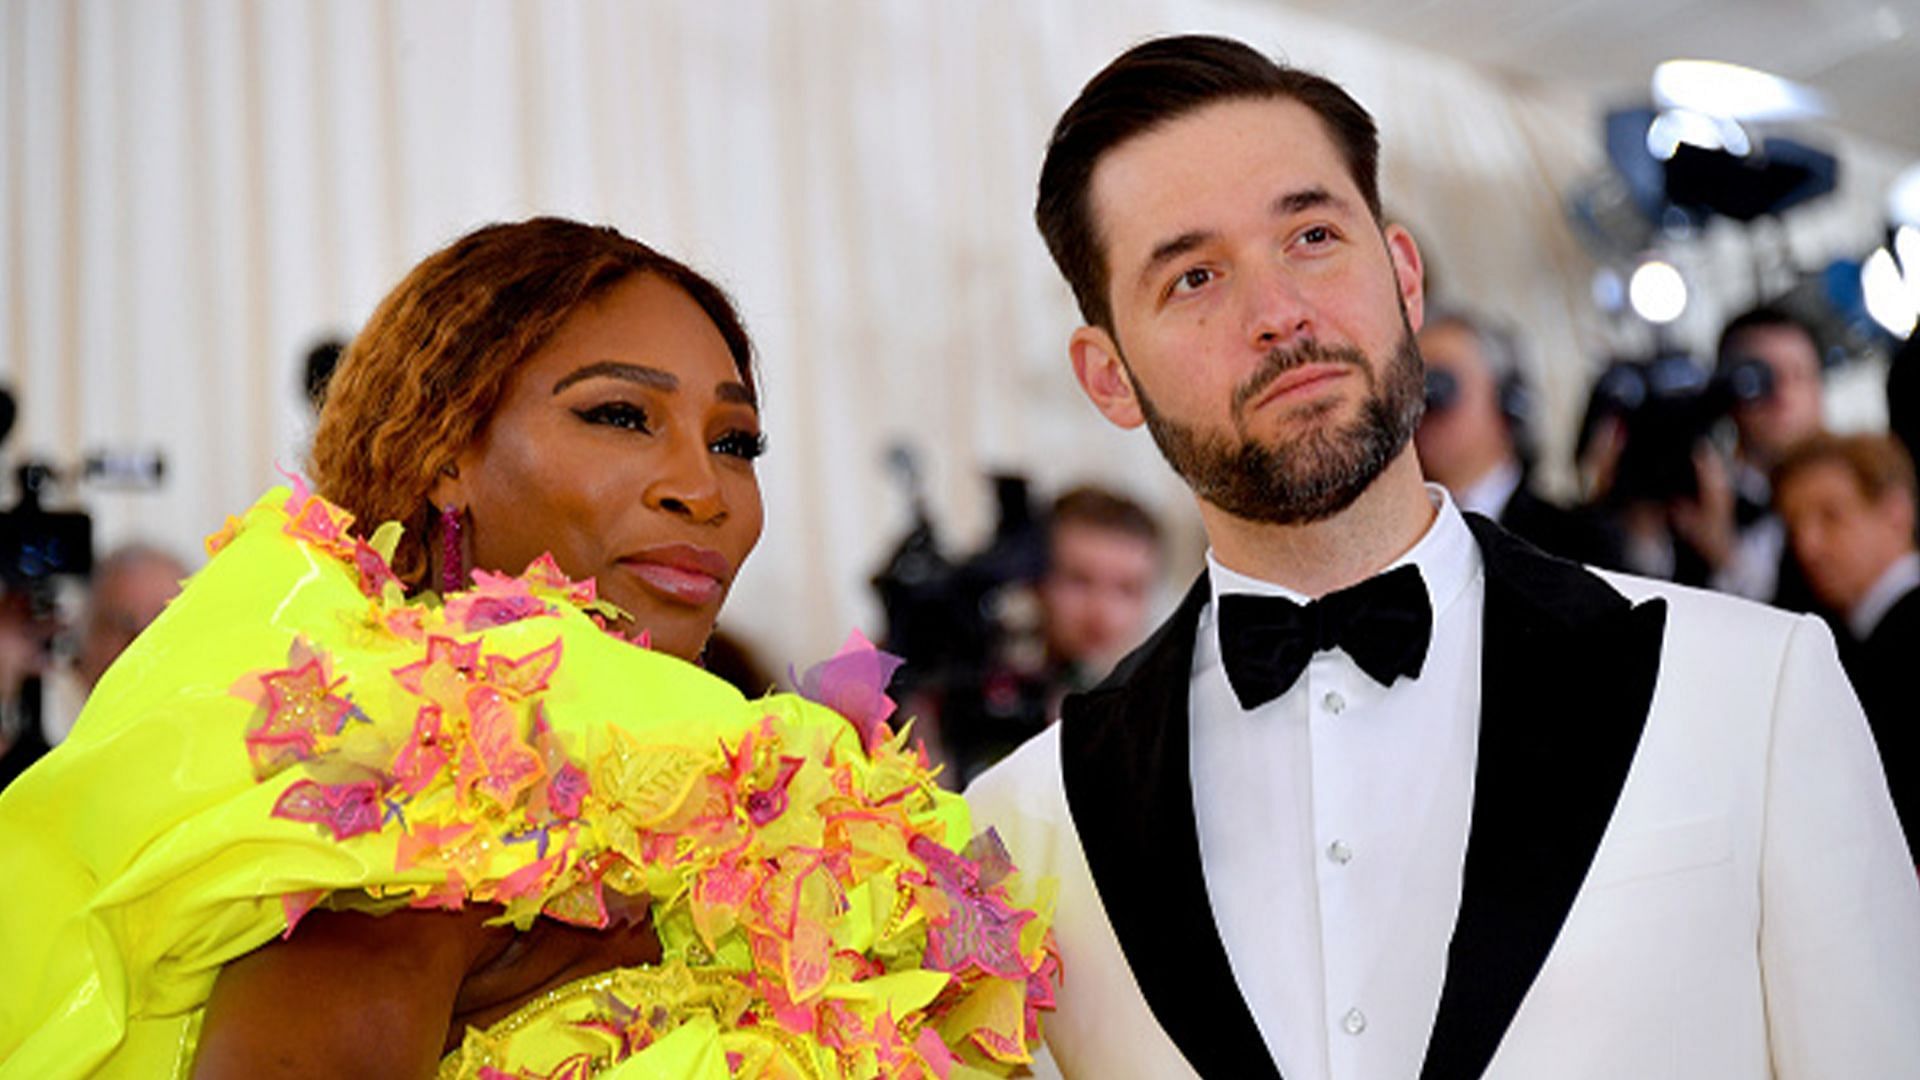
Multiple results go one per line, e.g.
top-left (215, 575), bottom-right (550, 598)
top-left (1242, 263), bottom-right (1313, 352)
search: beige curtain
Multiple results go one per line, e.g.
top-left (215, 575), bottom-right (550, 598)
top-left (3, 0), bottom-right (1905, 667)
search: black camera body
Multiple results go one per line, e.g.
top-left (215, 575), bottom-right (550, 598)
top-left (1583, 354), bottom-right (1775, 503)
top-left (872, 464), bottom-right (1051, 782)
top-left (0, 386), bottom-right (166, 606)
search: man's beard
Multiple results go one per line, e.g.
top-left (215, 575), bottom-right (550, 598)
top-left (1130, 320), bottom-right (1426, 526)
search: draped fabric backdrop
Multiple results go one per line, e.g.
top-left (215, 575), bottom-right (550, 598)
top-left (3, 0), bottom-right (1907, 669)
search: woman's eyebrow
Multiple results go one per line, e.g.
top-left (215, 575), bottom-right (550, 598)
top-left (551, 361), bottom-right (678, 395)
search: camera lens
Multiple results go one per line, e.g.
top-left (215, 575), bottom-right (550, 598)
top-left (1424, 368), bottom-right (1460, 413)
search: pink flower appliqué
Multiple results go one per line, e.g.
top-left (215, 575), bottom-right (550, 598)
top-left (351, 537), bottom-right (401, 599)
top-left (791, 630), bottom-right (905, 753)
top-left (745, 755), bottom-right (805, 827)
top-left (909, 831), bottom-right (1033, 981)
top-left (273, 779), bottom-right (383, 840)
top-left (238, 654), bottom-right (357, 779)
top-left (445, 570), bottom-right (551, 632)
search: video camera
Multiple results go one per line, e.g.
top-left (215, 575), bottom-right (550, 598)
top-left (1579, 354), bottom-right (1773, 503)
top-left (0, 387), bottom-right (166, 607)
top-left (871, 448), bottom-right (1050, 782)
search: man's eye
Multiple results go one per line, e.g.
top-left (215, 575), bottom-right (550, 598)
top-left (1171, 267), bottom-right (1215, 295)
top-left (712, 430), bottom-right (768, 461)
top-left (1299, 225), bottom-right (1335, 246)
top-left (576, 402), bottom-right (652, 433)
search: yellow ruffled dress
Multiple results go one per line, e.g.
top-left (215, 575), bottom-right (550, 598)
top-left (0, 489), bottom-right (1055, 1079)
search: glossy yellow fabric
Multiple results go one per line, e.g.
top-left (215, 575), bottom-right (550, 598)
top-left (0, 491), bottom-right (1038, 1078)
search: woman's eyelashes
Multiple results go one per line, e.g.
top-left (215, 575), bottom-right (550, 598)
top-left (576, 400), bottom-right (652, 433)
top-left (576, 399), bottom-right (764, 462)
top-left (711, 429), bottom-right (768, 462)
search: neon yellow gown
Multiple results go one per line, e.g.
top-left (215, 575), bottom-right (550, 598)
top-left (0, 489), bottom-right (1055, 1078)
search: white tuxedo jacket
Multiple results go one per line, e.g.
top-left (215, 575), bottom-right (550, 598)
top-left (967, 516), bottom-right (1920, 1079)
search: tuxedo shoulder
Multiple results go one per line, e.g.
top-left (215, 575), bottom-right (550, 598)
top-left (963, 722), bottom-right (1065, 820)
top-left (1589, 568), bottom-right (1828, 649)
top-left (963, 724), bottom-right (1078, 880)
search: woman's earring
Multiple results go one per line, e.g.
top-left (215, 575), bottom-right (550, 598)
top-left (439, 504), bottom-right (466, 594)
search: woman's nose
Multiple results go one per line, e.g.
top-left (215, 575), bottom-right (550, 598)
top-left (643, 436), bottom-right (726, 523)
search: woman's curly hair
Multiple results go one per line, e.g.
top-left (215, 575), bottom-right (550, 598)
top-left (308, 217), bottom-right (754, 589)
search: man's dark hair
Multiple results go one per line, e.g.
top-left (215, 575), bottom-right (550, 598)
top-left (1715, 304), bottom-right (1822, 370)
top-left (1035, 34), bottom-right (1382, 333)
top-left (1049, 485), bottom-right (1163, 549)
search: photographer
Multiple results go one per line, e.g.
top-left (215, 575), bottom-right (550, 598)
top-left (1671, 306), bottom-right (1826, 607)
top-left (1415, 310), bottom-right (1620, 567)
top-left (0, 588), bottom-right (56, 791)
top-left (876, 476), bottom-right (1165, 787)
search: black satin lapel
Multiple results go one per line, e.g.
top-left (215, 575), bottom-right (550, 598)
top-left (1062, 575), bottom-right (1282, 1080)
top-left (1421, 517), bottom-right (1667, 1080)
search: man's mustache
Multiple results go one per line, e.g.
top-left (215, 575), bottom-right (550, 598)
top-left (1231, 339), bottom-right (1372, 418)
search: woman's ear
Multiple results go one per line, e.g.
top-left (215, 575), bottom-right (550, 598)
top-left (1070, 325), bottom-right (1146, 430)
top-left (427, 460), bottom-right (465, 510)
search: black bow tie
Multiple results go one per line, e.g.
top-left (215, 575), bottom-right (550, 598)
top-left (1216, 563), bottom-right (1432, 711)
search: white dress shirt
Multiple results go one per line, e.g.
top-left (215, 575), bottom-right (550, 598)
top-left (1710, 463), bottom-right (1786, 602)
top-left (1190, 486), bottom-right (1484, 1080)
top-left (1453, 458), bottom-right (1520, 522)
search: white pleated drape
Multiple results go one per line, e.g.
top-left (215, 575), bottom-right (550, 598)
top-left (3, 0), bottom-right (1907, 668)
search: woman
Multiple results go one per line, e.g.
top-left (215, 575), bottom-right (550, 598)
top-left (0, 219), bottom-right (1052, 1078)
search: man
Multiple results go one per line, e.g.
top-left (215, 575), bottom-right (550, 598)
top-left (1038, 485), bottom-right (1164, 692)
top-left (71, 543), bottom-right (189, 693)
top-left (1774, 432), bottom-right (1918, 862)
top-left (939, 485), bottom-right (1165, 784)
top-left (1413, 310), bottom-right (1617, 567)
top-left (29, 542), bottom-right (190, 748)
top-left (966, 35), bottom-right (1919, 1080)
top-left (1672, 307), bottom-right (1827, 606)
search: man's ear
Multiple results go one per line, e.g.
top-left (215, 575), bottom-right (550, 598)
top-left (1070, 325), bottom-right (1145, 430)
top-left (1384, 223), bottom-right (1426, 333)
top-left (1882, 488), bottom-right (1917, 543)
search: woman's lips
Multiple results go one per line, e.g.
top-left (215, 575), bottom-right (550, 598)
top-left (618, 544), bottom-right (730, 607)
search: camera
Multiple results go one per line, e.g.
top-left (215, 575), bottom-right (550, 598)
top-left (0, 388), bottom-right (166, 605)
top-left (1579, 354), bottom-right (1774, 503)
top-left (871, 449), bottom-right (1050, 781)
top-left (0, 463), bottom-right (94, 593)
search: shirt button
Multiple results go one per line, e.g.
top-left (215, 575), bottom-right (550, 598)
top-left (1327, 840), bottom-right (1353, 865)
top-left (1343, 1007), bottom-right (1367, 1035)
top-left (1322, 690), bottom-right (1346, 715)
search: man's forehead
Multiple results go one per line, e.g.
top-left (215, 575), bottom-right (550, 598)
top-left (1735, 324), bottom-right (1819, 365)
top-left (1088, 96), bottom-right (1355, 256)
top-left (1418, 322), bottom-right (1488, 368)
top-left (1781, 460), bottom-right (1864, 501)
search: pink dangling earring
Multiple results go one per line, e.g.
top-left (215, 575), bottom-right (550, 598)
top-left (439, 504), bottom-right (466, 594)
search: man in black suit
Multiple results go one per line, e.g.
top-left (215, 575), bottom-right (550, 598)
top-left (1413, 309), bottom-right (1619, 567)
top-left (1670, 306), bottom-right (1827, 608)
top-left (966, 34), bottom-right (1919, 1079)
top-left (1774, 431), bottom-right (1919, 863)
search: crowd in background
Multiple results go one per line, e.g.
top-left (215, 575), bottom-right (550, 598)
top-left (0, 290), bottom-right (1914, 839)
top-left (1415, 303), bottom-right (1919, 861)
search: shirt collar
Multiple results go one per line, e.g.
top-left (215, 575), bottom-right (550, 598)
top-left (1849, 551), bottom-right (1920, 640)
top-left (1205, 484), bottom-right (1482, 625)
top-left (1454, 459), bottom-right (1522, 521)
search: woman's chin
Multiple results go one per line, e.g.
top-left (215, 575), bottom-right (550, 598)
top-left (602, 595), bottom-right (716, 663)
